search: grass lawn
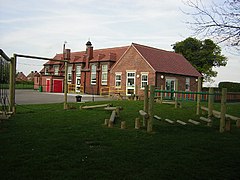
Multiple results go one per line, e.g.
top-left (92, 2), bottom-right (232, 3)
top-left (0, 100), bottom-right (240, 179)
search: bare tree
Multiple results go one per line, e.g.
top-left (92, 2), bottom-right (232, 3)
top-left (183, 0), bottom-right (240, 53)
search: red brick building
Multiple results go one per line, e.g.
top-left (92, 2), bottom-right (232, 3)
top-left (36, 41), bottom-right (201, 95)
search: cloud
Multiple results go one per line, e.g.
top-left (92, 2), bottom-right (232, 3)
top-left (1, 0), bottom-right (239, 85)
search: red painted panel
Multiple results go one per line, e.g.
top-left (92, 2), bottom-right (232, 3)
top-left (46, 80), bottom-right (50, 92)
top-left (53, 79), bottom-right (63, 93)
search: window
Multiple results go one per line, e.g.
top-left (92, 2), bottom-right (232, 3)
top-left (53, 65), bottom-right (59, 75)
top-left (141, 73), bottom-right (148, 89)
top-left (45, 66), bottom-right (49, 75)
top-left (91, 64), bottom-right (97, 85)
top-left (67, 65), bottom-right (72, 83)
top-left (186, 77), bottom-right (190, 91)
top-left (101, 64), bottom-right (108, 85)
top-left (76, 65), bottom-right (81, 77)
top-left (115, 73), bottom-right (122, 87)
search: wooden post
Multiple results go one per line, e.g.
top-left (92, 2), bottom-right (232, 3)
top-left (196, 77), bottom-right (202, 115)
top-left (208, 88), bottom-right (214, 118)
top-left (104, 119), bottom-right (109, 126)
top-left (64, 61), bottom-right (68, 110)
top-left (121, 121), bottom-right (126, 129)
top-left (143, 85), bottom-right (149, 127)
top-left (147, 85), bottom-right (155, 133)
top-left (160, 85), bottom-right (163, 103)
top-left (175, 79), bottom-right (178, 109)
top-left (135, 118), bottom-right (140, 129)
top-left (9, 55), bottom-right (16, 114)
top-left (225, 118), bottom-right (231, 131)
top-left (220, 88), bottom-right (227, 133)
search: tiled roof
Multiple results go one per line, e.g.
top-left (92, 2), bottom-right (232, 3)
top-left (45, 46), bottom-right (129, 65)
top-left (132, 43), bottom-right (201, 77)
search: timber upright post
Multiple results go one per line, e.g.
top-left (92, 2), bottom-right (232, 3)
top-left (147, 85), bottom-right (155, 133)
top-left (175, 79), bottom-right (179, 109)
top-left (143, 85), bottom-right (149, 127)
top-left (220, 88), bottom-right (227, 133)
top-left (9, 55), bottom-right (16, 114)
top-left (208, 87), bottom-right (214, 118)
top-left (196, 77), bottom-right (202, 115)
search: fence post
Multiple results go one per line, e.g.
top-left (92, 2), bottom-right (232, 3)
top-left (147, 85), bottom-right (155, 133)
top-left (143, 85), bottom-right (149, 128)
top-left (220, 88), bottom-right (227, 133)
top-left (196, 77), bottom-right (202, 115)
top-left (208, 87), bottom-right (214, 118)
top-left (175, 79), bottom-right (179, 109)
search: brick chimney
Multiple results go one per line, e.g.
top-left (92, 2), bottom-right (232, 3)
top-left (85, 41), bottom-right (93, 69)
top-left (66, 49), bottom-right (71, 60)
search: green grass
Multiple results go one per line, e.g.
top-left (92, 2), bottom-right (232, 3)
top-left (1, 101), bottom-right (240, 179)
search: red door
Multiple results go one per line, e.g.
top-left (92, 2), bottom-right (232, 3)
top-left (46, 79), bottom-right (50, 92)
top-left (53, 79), bottom-right (63, 93)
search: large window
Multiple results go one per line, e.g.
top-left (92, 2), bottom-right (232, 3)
top-left (53, 65), bottom-right (59, 75)
top-left (141, 73), bottom-right (148, 89)
top-left (67, 65), bottom-right (72, 84)
top-left (76, 65), bottom-right (81, 77)
top-left (115, 73), bottom-right (122, 87)
top-left (101, 64), bottom-right (108, 85)
top-left (91, 64), bottom-right (97, 85)
top-left (186, 77), bottom-right (190, 91)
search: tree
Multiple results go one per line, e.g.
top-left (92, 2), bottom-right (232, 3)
top-left (183, 0), bottom-right (240, 53)
top-left (173, 37), bottom-right (227, 82)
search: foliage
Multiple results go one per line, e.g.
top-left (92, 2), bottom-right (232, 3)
top-left (183, 0), bottom-right (240, 53)
top-left (0, 101), bottom-right (240, 179)
top-left (219, 81), bottom-right (240, 92)
top-left (173, 37), bottom-right (227, 82)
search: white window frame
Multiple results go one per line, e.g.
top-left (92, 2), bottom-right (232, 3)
top-left (45, 66), bottom-right (49, 75)
top-left (141, 72), bottom-right (148, 89)
top-left (76, 65), bottom-right (81, 77)
top-left (53, 65), bottom-right (59, 76)
top-left (115, 72), bottom-right (122, 88)
top-left (186, 77), bottom-right (190, 91)
top-left (91, 64), bottom-right (97, 85)
top-left (67, 65), bottom-right (72, 84)
top-left (126, 71), bottom-right (136, 95)
top-left (101, 64), bottom-right (108, 85)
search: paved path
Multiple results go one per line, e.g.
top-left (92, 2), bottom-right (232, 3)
top-left (15, 90), bottom-right (112, 105)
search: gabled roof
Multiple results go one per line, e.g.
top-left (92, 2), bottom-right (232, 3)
top-left (45, 46), bottom-right (129, 65)
top-left (132, 43), bottom-right (201, 77)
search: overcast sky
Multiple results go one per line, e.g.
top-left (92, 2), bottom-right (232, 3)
top-left (0, 0), bottom-right (239, 87)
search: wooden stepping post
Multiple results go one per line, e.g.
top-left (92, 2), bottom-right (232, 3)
top-left (188, 119), bottom-right (200, 125)
top-left (135, 118), bottom-right (140, 129)
top-left (164, 119), bottom-right (174, 124)
top-left (108, 110), bottom-right (116, 128)
top-left (176, 120), bottom-right (187, 125)
top-left (121, 121), bottom-right (126, 129)
top-left (200, 117), bottom-right (212, 126)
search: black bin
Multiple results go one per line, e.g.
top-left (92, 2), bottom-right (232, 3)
top-left (76, 95), bottom-right (82, 102)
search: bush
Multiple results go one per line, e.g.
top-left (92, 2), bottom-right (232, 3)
top-left (218, 82), bottom-right (240, 92)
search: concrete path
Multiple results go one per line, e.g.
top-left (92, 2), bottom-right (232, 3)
top-left (15, 89), bottom-right (112, 105)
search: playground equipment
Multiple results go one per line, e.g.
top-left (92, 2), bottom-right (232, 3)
top-left (0, 46), bottom-right (71, 114)
top-left (139, 82), bottom-right (239, 133)
top-left (0, 49), bottom-right (12, 119)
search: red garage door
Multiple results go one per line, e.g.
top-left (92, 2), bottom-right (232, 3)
top-left (53, 79), bottom-right (63, 93)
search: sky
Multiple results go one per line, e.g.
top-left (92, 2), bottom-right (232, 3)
top-left (0, 0), bottom-right (239, 87)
